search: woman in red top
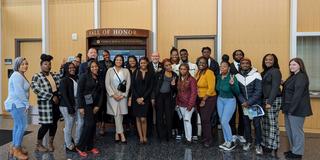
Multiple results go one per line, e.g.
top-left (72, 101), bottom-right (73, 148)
top-left (176, 63), bottom-right (198, 143)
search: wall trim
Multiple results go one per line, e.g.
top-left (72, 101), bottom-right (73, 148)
top-left (15, 38), bottom-right (42, 58)
top-left (290, 0), bottom-right (297, 58)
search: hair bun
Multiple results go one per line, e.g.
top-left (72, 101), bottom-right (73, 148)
top-left (222, 54), bottom-right (229, 63)
top-left (40, 54), bottom-right (53, 62)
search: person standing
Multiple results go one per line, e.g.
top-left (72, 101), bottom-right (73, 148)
top-left (176, 63), bottom-right (197, 143)
top-left (131, 57), bottom-right (154, 144)
top-left (105, 55), bottom-right (131, 144)
top-left (235, 58), bottom-right (263, 154)
top-left (59, 62), bottom-right (78, 152)
top-left (76, 60), bottom-right (103, 157)
top-left (260, 54), bottom-right (282, 154)
top-left (216, 55), bottom-right (240, 151)
top-left (282, 58), bottom-right (312, 159)
top-left (5, 57), bottom-right (30, 160)
top-left (31, 54), bottom-right (60, 152)
top-left (79, 48), bottom-right (97, 75)
top-left (195, 56), bottom-right (217, 148)
top-left (170, 47), bottom-right (180, 74)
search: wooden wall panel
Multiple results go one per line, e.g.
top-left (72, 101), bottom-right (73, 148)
top-left (298, 0), bottom-right (320, 32)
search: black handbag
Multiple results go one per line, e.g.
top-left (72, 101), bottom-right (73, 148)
top-left (113, 68), bottom-right (127, 93)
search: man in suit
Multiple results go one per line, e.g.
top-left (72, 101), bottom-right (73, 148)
top-left (201, 47), bottom-right (219, 76)
top-left (78, 48), bottom-right (97, 75)
top-left (230, 49), bottom-right (244, 75)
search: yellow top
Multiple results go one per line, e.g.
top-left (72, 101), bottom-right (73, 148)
top-left (46, 74), bottom-right (57, 92)
top-left (195, 69), bottom-right (216, 98)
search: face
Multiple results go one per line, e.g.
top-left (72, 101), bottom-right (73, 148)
top-left (151, 52), bottom-right (160, 63)
top-left (140, 60), bottom-right (148, 70)
top-left (202, 49), bottom-right (211, 59)
top-left (73, 57), bottom-right (81, 67)
top-left (240, 60), bottom-right (251, 71)
top-left (41, 61), bottom-right (51, 73)
top-left (234, 51), bottom-right (244, 62)
top-left (289, 60), bottom-right (300, 73)
top-left (90, 62), bottom-right (99, 75)
top-left (68, 63), bottom-right (76, 76)
top-left (180, 51), bottom-right (188, 62)
top-left (115, 56), bottom-right (123, 67)
top-left (164, 61), bottom-right (172, 72)
top-left (128, 57), bottom-right (137, 68)
top-left (103, 52), bottom-right (110, 61)
top-left (198, 58), bottom-right (208, 70)
top-left (220, 62), bottom-right (229, 75)
top-left (87, 48), bottom-right (97, 59)
top-left (18, 59), bottom-right (29, 73)
top-left (264, 55), bottom-right (275, 68)
top-left (170, 51), bottom-right (179, 62)
top-left (179, 65), bottom-right (188, 76)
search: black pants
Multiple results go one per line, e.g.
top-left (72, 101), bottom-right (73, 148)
top-left (191, 110), bottom-right (198, 137)
top-left (147, 101), bottom-right (154, 136)
top-left (156, 93), bottom-right (174, 140)
top-left (173, 108), bottom-right (184, 135)
top-left (37, 103), bottom-right (60, 140)
top-left (77, 105), bottom-right (96, 151)
top-left (229, 99), bottom-right (244, 136)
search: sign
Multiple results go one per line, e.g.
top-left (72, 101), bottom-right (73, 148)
top-left (4, 59), bottom-right (12, 65)
top-left (86, 28), bottom-right (149, 38)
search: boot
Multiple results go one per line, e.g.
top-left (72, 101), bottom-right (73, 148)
top-left (48, 136), bottom-right (55, 152)
top-left (9, 145), bottom-right (28, 156)
top-left (13, 147), bottom-right (28, 160)
top-left (35, 140), bottom-right (48, 152)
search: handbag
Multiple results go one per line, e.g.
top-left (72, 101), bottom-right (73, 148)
top-left (113, 68), bottom-right (126, 93)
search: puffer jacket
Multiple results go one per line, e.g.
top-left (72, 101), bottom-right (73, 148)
top-left (235, 68), bottom-right (262, 106)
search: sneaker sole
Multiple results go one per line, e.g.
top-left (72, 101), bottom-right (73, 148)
top-left (222, 145), bottom-right (236, 151)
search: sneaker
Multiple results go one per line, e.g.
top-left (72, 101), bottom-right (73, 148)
top-left (238, 136), bottom-right (246, 143)
top-left (255, 145), bottom-right (263, 155)
top-left (286, 152), bottom-right (302, 159)
top-left (219, 142), bottom-right (228, 149)
top-left (232, 135), bottom-right (238, 142)
top-left (90, 148), bottom-right (100, 155)
top-left (192, 136), bottom-right (198, 141)
top-left (242, 143), bottom-right (251, 151)
top-left (221, 142), bottom-right (236, 151)
top-left (176, 135), bottom-right (182, 140)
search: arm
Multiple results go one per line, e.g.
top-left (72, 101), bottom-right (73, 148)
top-left (206, 70), bottom-right (216, 97)
top-left (266, 69), bottom-right (282, 105)
top-left (59, 79), bottom-right (74, 113)
top-left (12, 74), bottom-right (30, 107)
top-left (289, 73), bottom-right (308, 113)
top-left (105, 69), bottom-right (115, 97)
top-left (122, 69), bottom-right (131, 97)
top-left (31, 74), bottom-right (53, 100)
top-left (77, 75), bottom-right (87, 108)
top-left (231, 77), bottom-right (240, 96)
top-left (188, 78), bottom-right (198, 108)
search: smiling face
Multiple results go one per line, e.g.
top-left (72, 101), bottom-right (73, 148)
top-left (68, 63), bottom-right (76, 76)
top-left (264, 55), bottom-right (274, 68)
top-left (197, 58), bottom-right (208, 71)
top-left (87, 48), bottom-right (97, 59)
top-left (41, 61), bottom-right (51, 73)
top-left (170, 51), bottom-right (179, 62)
top-left (140, 59), bottom-right (148, 70)
top-left (164, 61), bottom-right (172, 72)
top-left (103, 51), bottom-right (110, 61)
top-left (240, 60), bottom-right (251, 71)
top-left (19, 59), bottom-right (29, 73)
top-left (289, 60), bottom-right (300, 74)
top-left (115, 56), bottom-right (123, 67)
top-left (202, 49), bottom-right (211, 59)
top-left (151, 52), bottom-right (160, 63)
top-left (220, 62), bottom-right (229, 75)
top-left (90, 62), bottom-right (99, 75)
top-left (128, 57), bottom-right (137, 68)
top-left (180, 50), bottom-right (188, 62)
top-left (234, 51), bottom-right (244, 62)
top-left (179, 65), bottom-right (188, 76)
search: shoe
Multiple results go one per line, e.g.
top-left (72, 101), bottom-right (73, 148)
top-left (192, 136), bottom-right (198, 141)
top-left (48, 136), bottom-right (55, 152)
top-left (185, 140), bottom-right (192, 145)
top-left (232, 135), bottom-right (238, 142)
top-left (219, 142), bottom-right (228, 149)
top-left (221, 141), bottom-right (236, 151)
top-left (262, 146), bottom-right (272, 153)
top-left (12, 148), bottom-right (28, 160)
top-left (284, 150), bottom-right (292, 156)
top-left (76, 148), bottom-right (88, 157)
top-left (242, 143), bottom-right (251, 151)
top-left (176, 135), bottom-right (182, 140)
top-left (9, 146), bottom-right (28, 156)
top-left (90, 148), bottom-right (100, 155)
top-left (35, 140), bottom-right (48, 152)
top-left (286, 152), bottom-right (302, 159)
top-left (255, 145), bottom-right (263, 155)
top-left (65, 145), bottom-right (76, 152)
top-left (115, 133), bottom-right (120, 143)
top-left (204, 143), bottom-right (211, 148)
top-left (238, 136), bottom-right (246, 143)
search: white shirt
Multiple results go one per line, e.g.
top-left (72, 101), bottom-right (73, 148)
top-left (233, 61), bottom-right (240, 71)
top-left (173, 61), bottom-right (199, 77)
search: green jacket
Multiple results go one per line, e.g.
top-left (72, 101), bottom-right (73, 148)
top-left (216, 73), bottom-right (240, 98)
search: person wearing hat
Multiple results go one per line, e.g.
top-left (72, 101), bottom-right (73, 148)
top-left (5, 57), bottom-right (30, 160)
top-left (31, 54), bottom-right (60, 152)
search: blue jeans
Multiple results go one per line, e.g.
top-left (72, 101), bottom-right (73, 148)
top-left (217, 96), bottom-right (236, 142)
top-left (75, 109), bottom-right (84, 144)
top-left (59, 107), bottom-right (75, 148)
top-left (10, 104), bottom-right (27, 148)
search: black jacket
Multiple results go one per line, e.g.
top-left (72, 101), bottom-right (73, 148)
top-left (235, 68), bottom-right (262, 106)
top-left (282, 72), bottom-right (312, 117)
top-left (208, 57), bottom-right (220, 76)
top-left (153, 70), bottom-right (178, 100)
top-left (261, 68), bottom-right (282, 105)
top-left (131, 70), bottom-right (154, 101)
top-left (148, 62), bottom-right (163, 75)
top-left (59, 77), bottom-right (76, 114)
top-left (77, 73), bottom-right (103, 108)
top-left (230, 62), bottom-right (240, 75)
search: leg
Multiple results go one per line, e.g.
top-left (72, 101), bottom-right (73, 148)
top-left (59, 107), bottom-right (75, 149)
top-left (141, 117), bottom-right (148, 142)
top-left (220, 98), bottom-right (236, 142)
top-left (182, 107), bottom-right (194, 141)
top-left (156, 94), bottom-right (165, 139)
top-left (261, 106), bottom-right (270, 148)
top-left (269, 98), bottom-right (281, 149)
top-left (242, 115), bottom-right (252, 143)
top-left (75, 109), bottom-right (84, 144)
top-left (284, 114), bottom-right (293, 151)
top-left (136, 118), bottom-right (143, 142)
top-left (288, 115), bottom-right (305, 155)
top-left (253, 117), bottom-right (262, 146)
top-left (164, 95), bottom-right (174, 140)
top-left (15, 107), bottom-right (28, 148)
top-left (191, 110), bottom-right (198, 137)
top-left (237, 101), bottom-right (245, 136)
top-left (199, 96), bottom-right (216, 145)
top-left (217, 97), bottom-right (225, 141)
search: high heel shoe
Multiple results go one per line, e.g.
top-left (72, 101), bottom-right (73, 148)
top-left (115, 133), bottom-right (120, 143)
top-left (120, 134), bottom-right (127, 144)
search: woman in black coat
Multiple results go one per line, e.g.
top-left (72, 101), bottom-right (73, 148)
top-left (282, 58), bottom-right (312, 159)
top-left (76, 60), bottom-right (103, 157)
top-left (131, 57), bottom-right (153, 144)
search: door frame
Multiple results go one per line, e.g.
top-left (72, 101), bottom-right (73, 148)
top-left (15, 38), bottom-right (42, 57)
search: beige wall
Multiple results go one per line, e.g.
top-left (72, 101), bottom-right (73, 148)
top-left (298, 0), bottom-right (320, 32)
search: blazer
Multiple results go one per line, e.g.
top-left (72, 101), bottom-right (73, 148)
top-left (261, 68), bottom-right (282, 105)
top-left (105, 67), bottom-right (131, 115)
top-left (230, 61), bottom-right (240, 75)
top-left (4, 71), bottom-right (30, 111)
top-left (131, 69), bottom-right (154, 101)
top-left (31, 72), bottom-right (60, 124)
top-left (59, 76), bottom-right (77, 114)
top-left (208, 57), bottom-right (220, 76)
top-left (77, 73), bottom-right (103, 108)
top-left (148, 62), bottom-right (163, 75)
top-left (282, 72), bottom-right (312, 117)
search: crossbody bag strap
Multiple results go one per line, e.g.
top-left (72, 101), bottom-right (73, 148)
top-left (113, 68), bottom-right (122, 83)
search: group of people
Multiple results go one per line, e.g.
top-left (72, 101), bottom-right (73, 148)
top-left (4, 46), bottom-right (312, 159)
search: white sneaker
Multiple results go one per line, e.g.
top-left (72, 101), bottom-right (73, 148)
top-left (238, 136), bottom-right (246, 143)
top-left (242, 143), bottom-right (251, 151)
top-left (232, 135), bottom-right (238, 142)
top-left (255, 145), bottom-right (263, 155)
top-left (219, 142), bottom-right (228, 149)
top-left (192, 136), bottom-right (198, 141)
top-left (222, 142), bottom-right (236, 151)
top-left (176, 135), bottom-right (182, 140)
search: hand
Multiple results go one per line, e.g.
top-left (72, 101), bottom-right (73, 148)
top-left (128, 98), bottom-right (132, 107)
top-left (79, 108), bottom-right (85, 116)
top-left (171, 77), bottom-right (176, 85)
top-left (53, 96), bottom-right (59, 105)
top-left (93, 106), bottom-right (99, 114)
top-left (199, 100), bottom-right (206, 107)
top-left (151, 99), bottom-right (155, 107)
top-left (118, 95), bottom-right (124, 101)
top-left (113, 95), bottom-right (120, 101)
top-left (229, 75), bottom-right (235, 85)
top-left (265, 104), bottom-right (272, 109)
top-left (241, 102), bottom-right (249, 108)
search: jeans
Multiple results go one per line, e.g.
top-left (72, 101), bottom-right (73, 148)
top-left (75, 109), bottom-right (84, 144)
top-left (59, 107), bottom-right (75, 148)
top-left (243, 115), bottom-right (262, 145)
top-left (178, 106), bottom-right (194, 141)
top-left (10, 104), bottom-right (27, 148)
top-left (217, 96), bottom-right (236, 142)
